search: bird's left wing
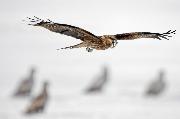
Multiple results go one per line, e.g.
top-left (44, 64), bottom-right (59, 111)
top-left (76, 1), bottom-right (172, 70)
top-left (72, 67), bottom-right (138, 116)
top-left (103, 30), bottom-right (176, 40)
top-left (25, 16), bottom-right (100, 41)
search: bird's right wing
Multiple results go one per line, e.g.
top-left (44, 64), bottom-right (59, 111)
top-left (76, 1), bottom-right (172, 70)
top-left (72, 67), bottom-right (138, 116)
top-left (25, 16), bottom-right (100, 41)
top-left (103, 30), bottom-right (176, 40)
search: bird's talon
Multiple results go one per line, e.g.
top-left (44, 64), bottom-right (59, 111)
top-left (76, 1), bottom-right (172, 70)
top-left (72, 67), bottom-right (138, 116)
top-left (111, 40), bottom-right (118, 48)
top-left (86, 47), bottom-right (93, 52)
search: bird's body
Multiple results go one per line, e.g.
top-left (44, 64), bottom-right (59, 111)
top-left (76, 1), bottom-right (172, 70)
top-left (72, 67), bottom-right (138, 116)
top-left (14, 68), bottom-right (36, 97)
top-left (146, 79), bottom-right (166, 96)
top-left (85, 66), bottom-right (109, 93)
top-left (25, 81), bottom-right (49, 114)
top-left (26, 16), bottom-right (176, 52)
top-left (145, 70), bottom-right (166, 96)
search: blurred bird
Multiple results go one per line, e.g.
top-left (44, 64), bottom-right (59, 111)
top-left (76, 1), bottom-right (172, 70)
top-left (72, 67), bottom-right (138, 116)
top-left (85, 66), bottom-right (109, 93)
top-left (25, 16), bottom-right (175, 52)
top-left (145, 70), bottom-right (166, 96)
top-left (14, 68), bottom-right (36, 97)
top-left (25, 81), bottom-right (49, 114)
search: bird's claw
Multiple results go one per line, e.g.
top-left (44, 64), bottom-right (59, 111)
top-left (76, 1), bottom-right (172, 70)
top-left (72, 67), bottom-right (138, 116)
top-left (111, 40), bottom-right (118, 48)
top-left (86, 47), bottom-right (93, 52)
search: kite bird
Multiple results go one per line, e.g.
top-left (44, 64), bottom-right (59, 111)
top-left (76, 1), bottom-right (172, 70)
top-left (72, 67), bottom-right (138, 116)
top-left (25, 16), bottom-right (176, 52)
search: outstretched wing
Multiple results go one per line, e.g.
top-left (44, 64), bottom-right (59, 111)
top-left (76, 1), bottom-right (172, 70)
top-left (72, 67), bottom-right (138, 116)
top-left (25, 16), bottom-right (100, 41)
top-left (104, 30), bottom-right (176, 40)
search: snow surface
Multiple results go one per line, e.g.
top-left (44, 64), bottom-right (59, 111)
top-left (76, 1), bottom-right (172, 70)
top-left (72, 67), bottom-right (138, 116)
top-left (0, 0), bottom-right (180, 118)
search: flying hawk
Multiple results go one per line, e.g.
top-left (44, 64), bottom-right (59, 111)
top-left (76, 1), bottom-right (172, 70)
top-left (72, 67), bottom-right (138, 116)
top-left (26, 16), bottom-right (176, 52)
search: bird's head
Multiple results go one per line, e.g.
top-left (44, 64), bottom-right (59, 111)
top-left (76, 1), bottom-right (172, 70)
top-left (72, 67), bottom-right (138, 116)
top-left (101, 35), bottom-right (115, 48)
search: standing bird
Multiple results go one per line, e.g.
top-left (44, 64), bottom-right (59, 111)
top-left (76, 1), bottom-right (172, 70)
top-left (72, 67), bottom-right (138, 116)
top-left (14, 68), bottom-right (36, 97)
top-left (25, 16), bottom-right (176, 52)
top-left (25, 81), bottom-right (49, 114)
top-left (85, 66), bottom-right (109, 93)
top-left (145, 70), bottom-right (166, 96)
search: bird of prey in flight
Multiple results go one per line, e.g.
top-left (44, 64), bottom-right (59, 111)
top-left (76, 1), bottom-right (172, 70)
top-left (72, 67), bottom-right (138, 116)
top-left (26, 16), bottom-right (176, 52)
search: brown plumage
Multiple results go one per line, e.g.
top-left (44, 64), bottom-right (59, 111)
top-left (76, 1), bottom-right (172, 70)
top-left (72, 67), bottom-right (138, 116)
top-left (25, 81), bottom-right (49, 114)
top-left (85, 66), bottom-right (109, 93)
top-left (14, 68), bottom-right (36, 97)
top-left (145, 70), bottom-right (166, 96)
top-left (26, 16), bottom-right (176, 52)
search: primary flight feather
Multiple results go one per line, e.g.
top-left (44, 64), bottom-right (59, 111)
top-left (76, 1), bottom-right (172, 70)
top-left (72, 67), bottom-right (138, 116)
top-left (26, 16), bottom-right (176, 52)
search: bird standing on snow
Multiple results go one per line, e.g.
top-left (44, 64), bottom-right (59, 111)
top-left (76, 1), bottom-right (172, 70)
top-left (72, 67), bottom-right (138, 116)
top-left (25, 81), bottom-right (49, 114)
top-left (14, 68), bottom-right (36, 97)
top-left (85, 66), bottom-right (109, 93)
top-left (145, 70), bottom-right (166, 96)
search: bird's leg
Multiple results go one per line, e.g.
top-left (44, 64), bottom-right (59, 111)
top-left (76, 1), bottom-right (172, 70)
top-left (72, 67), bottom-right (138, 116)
top-left (86, 47), bottom-right (93, 52)
top-left (111, 40), bottom-right (118, 48)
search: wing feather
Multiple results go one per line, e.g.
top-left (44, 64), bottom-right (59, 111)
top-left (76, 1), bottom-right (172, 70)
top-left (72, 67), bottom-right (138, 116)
top-left (103, 30), bottom-right (176, 40)
top-left (26, 17), bottom-right (100, 41)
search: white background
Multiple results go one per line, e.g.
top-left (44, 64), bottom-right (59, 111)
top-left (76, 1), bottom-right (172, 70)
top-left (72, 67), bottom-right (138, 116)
top-left (0, 0), bottom-right (180, 119)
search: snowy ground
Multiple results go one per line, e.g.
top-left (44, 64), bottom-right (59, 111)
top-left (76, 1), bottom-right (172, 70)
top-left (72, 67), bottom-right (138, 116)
top-left (1, 78), bottom-right (180, 119)
top-left (0, 0), bottom-right (180, 118)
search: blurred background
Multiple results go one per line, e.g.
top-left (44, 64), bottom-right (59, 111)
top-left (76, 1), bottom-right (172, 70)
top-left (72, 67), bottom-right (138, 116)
top-left (0, 0), bottom-right (180, 119)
